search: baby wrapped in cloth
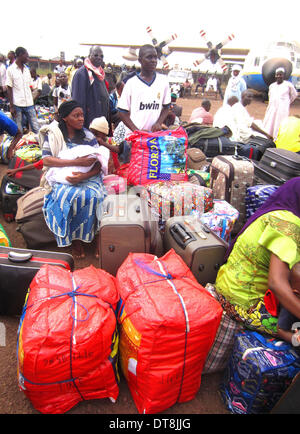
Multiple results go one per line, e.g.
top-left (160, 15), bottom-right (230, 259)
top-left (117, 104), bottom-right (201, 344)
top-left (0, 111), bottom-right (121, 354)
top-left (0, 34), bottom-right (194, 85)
top-left (45, 144), bottom-right (109, 186)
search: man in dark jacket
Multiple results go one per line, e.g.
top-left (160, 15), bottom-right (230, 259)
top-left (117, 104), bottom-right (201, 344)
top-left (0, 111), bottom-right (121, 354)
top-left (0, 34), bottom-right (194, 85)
top-left (71, 46), bottom-right (110, 128)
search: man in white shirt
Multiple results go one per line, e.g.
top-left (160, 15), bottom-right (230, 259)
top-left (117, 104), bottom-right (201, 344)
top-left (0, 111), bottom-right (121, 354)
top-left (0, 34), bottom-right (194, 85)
top-left (205, 75), bottom-right (218, 92)
top-left (117, 44), bottom-right (171, 135)
top-left (30, 67), bottom-right (42, 103)
top-left (54, 59), bottom-right (66, 75)
top-left (6, 47), bottom-right (39, 133)
top-left (213, 96), bottom-right (239, 140)
top-left (231, 90), bottom-right (272, 143)
top-left (52, 72), bottom-right (71, 110)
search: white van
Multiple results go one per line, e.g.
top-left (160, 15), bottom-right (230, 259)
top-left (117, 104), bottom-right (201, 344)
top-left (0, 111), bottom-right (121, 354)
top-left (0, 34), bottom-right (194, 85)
top-left (167, 69), bottom-right (193, 85)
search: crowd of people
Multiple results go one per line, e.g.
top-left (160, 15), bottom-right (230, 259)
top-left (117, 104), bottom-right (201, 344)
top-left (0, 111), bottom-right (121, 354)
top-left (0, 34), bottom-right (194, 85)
top-left (0, 43), bottom-right (300, 345)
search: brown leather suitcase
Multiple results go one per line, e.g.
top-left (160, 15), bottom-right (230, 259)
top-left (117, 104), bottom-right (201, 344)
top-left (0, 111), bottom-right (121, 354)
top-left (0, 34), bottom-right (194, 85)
top-left (163, 216), bottom-right (228, 286)
top-left (98, 194), bottom-right (163, 276)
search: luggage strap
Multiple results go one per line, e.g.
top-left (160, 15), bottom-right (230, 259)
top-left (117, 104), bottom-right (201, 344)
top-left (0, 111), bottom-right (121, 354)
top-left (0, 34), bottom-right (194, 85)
top-left (204, 137), bottom-right (223, 155)
top-left (18, 277), bottom-right (113, 396)
top-left (119, 257), bottom-right (189, 404)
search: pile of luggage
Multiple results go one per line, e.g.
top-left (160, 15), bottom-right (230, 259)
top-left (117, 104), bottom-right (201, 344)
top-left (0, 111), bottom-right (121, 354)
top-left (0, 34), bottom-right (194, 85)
top-left (1, 123), bottom-right (300, 415)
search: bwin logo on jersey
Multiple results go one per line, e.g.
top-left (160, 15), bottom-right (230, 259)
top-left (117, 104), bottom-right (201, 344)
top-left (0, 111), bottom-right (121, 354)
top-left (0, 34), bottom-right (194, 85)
top-left (139, 101), bottom-right (160, 110)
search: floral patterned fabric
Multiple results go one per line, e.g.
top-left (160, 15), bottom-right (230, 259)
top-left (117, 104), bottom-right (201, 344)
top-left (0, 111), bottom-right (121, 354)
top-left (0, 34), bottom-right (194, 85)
top-left (215, 210), bottom-right (300, 335)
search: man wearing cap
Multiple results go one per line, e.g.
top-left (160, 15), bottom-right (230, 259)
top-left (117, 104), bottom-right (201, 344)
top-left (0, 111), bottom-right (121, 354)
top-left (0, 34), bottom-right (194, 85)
top-left (223, 64), bottom-right (247, 106)
top-left (263, 67), bottom-right (298, 140)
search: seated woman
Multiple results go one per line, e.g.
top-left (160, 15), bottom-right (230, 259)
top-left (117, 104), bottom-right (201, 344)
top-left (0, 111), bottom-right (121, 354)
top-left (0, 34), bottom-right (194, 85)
top-left (214, 177), bottom-right (300, 341)
top-left (39, 100), bottom-right (107, 259)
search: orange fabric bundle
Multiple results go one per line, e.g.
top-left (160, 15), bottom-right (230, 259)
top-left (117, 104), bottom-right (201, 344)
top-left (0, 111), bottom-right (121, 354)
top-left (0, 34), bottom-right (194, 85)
top-left (116, 249), bottom-right (223, 414)
top-left (17, 265), bottom-right (119, 414)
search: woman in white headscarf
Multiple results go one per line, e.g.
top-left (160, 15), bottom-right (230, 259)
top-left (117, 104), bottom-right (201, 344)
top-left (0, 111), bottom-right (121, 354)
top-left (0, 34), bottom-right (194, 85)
top-left (223, 64), bottom-right (247, 105)
top-left (263, 67), bottom-right (298, 140)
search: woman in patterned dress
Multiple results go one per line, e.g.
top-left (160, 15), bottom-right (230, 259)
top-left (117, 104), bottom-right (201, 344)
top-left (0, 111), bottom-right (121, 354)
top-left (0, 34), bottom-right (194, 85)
top-left (214, 178), bottom-right (300, 341)
top-left (40, 100), bottom-right (107, 259)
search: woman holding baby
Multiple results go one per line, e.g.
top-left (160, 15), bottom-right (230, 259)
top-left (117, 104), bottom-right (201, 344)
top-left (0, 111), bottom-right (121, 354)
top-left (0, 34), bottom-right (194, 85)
top-left (39, 100), bottom-right (107, 259)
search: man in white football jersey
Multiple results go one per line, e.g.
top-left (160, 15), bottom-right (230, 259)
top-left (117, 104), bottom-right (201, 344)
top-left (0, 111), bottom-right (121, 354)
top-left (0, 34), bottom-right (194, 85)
top-left (117, 44), bottom-right (171, 133)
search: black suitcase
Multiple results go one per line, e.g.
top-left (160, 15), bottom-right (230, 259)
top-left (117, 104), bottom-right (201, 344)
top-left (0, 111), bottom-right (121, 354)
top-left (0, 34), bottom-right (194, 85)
top-left (163, 216), bottom-right (228, 286)
top-left (0, 246), bottom-right (74, 316)
top-left (0, 175), bottom-right (29, 222)
top-left (253, 148), bottom-right (300, 185)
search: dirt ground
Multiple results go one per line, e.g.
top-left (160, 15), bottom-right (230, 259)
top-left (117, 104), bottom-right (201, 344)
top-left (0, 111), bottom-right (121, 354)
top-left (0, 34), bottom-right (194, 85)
top-left (0, 94), bottom-right (299, 415)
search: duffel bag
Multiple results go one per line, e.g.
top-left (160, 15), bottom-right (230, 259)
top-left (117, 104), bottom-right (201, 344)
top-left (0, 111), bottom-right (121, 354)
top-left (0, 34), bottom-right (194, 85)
top-left (220, 330), bottom-right (300, 414)
top-left (6, 156), bottom-right (42, 189)
top-left (237, 136), bottom-right (275, 161)
top-left (190, 136), bottom-right (236, 158)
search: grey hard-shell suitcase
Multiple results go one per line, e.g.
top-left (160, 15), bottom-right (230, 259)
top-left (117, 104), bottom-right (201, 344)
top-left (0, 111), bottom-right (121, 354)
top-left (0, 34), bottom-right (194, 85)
top-left (163, 216), bottom-right (228, 286)
top-left (98, 194), bottom-right (163, 276)
top-left (253, 148), bottom-right (300, 185)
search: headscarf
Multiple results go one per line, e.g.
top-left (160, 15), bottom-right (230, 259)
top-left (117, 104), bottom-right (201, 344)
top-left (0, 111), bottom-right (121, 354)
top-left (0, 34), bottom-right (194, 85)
top-left (57, 100), bottom-right (85, 142)
top-left (58, 100), bottom-right (82, 119)
top-left (225, 177), bottom-right (300, 260)
top-left (84, 57), bottom-right (105, 85)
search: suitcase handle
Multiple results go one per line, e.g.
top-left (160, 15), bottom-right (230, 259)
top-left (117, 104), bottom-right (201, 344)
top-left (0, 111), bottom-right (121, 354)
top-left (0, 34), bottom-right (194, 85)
top-left (170, 223), bottom-right (196, 249)
top-left (8, 251), bottom-right (33, 263)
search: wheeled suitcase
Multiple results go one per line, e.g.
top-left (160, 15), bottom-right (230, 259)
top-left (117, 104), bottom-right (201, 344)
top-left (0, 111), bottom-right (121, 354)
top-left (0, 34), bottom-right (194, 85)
top-left (0, 246), bottom-right (74, 316)
top-left (210, 155), bottom-right (254, 233)
top-left (163, 216), bottom-right (228, 286)
top-left (253, 148), bottom-right (300, 185)
top-left (98, 194), bottom-right (163, 276)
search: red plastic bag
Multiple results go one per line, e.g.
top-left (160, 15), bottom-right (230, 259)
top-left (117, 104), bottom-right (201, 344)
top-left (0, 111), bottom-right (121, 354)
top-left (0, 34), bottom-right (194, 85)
top-left (17, 265), bottom-right (119, 414)
top-left (126, 127), bottom-right (188, 186)
top-left (116, 249), bottom-right (223, 414)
